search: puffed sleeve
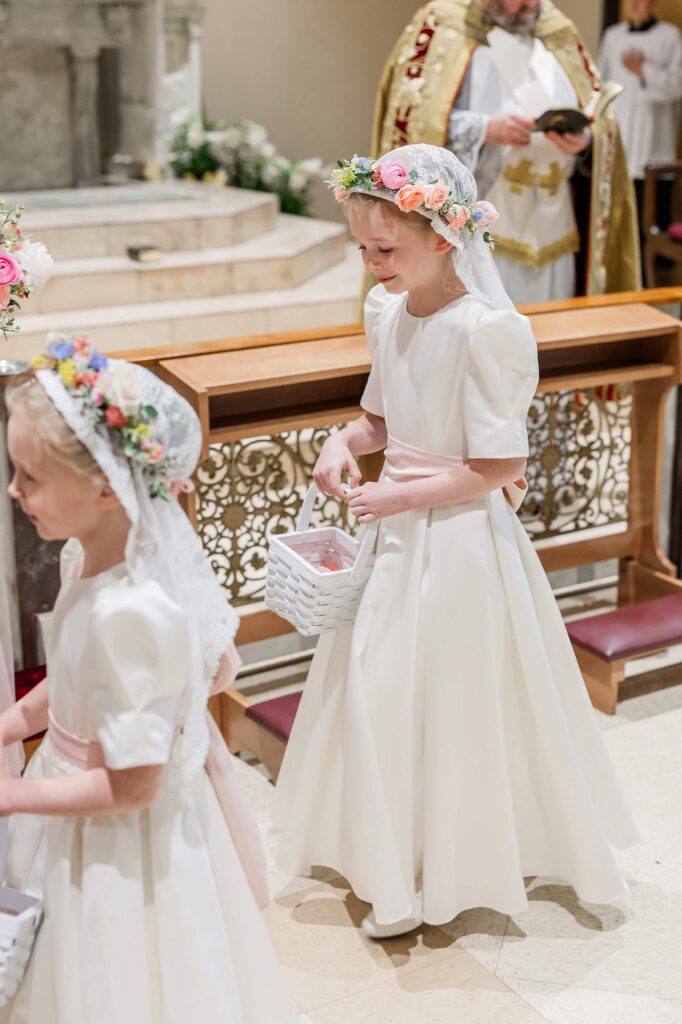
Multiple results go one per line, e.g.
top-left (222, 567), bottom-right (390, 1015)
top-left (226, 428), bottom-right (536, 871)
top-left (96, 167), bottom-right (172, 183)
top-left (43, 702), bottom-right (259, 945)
top-left (360, 284), bottom-right (394, 418)
top-left (465, 308), bottom-right (539, 459)
top-left (90, 581), bottom-right (191, 770)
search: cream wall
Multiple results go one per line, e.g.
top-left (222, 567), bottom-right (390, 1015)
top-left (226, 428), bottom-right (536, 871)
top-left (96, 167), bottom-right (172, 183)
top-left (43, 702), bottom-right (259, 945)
top-left (202, 1), bottom-right (605, 219)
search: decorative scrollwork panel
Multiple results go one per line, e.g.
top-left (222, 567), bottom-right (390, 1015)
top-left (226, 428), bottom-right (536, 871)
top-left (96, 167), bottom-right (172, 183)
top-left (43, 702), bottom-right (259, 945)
top-left (520, 386), bottom-right (632, 539)
top-left (196, 426), bottom-right (353, 605)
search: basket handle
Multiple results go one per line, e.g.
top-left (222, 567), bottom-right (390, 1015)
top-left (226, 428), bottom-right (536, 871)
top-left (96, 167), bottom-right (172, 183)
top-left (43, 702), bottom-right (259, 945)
top-left (296, 483), bottom-right (379, 577)
top-left (350, 520), bottom-right (379, 580)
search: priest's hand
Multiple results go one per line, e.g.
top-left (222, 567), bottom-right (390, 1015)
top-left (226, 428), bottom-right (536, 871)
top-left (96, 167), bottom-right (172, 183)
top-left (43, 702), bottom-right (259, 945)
top-left (622, 49), bottom-right (644, 77)
top-left (546, 129), bottom-right (592, 155)
top-left (486, 114), bottom-right (535, 148)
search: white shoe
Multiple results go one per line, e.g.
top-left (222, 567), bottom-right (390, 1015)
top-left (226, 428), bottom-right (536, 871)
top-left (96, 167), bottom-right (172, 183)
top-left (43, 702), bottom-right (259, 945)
top-left (360, 896), bottom-right (423, 940)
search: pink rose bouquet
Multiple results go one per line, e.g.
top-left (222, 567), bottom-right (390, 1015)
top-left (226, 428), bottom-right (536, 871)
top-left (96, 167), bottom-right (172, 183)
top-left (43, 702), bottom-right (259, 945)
top-left (0, 200), bottom-right (54, 341)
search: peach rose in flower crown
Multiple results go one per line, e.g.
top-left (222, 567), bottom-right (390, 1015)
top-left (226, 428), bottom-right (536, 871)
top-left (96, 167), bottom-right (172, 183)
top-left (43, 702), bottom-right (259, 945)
top-left (378, 161), bottom-right (409, 190)
top-left (395, 183), bottom-right (428, 213)
top-left (0, 285), bottom-right (10, 309)
top-left (424, 184), bottom-right (450, 211)
top-left (334, 187), bottom-right (350, 202)
top-left (445, 207), bottom-right (469, 230)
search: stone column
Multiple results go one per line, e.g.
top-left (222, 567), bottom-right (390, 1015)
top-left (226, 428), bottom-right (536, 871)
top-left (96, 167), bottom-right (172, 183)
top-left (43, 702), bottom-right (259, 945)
top-left (70, 43), bottom-right (102, 186)
top-left (117, 0), bottom-right (165, 169)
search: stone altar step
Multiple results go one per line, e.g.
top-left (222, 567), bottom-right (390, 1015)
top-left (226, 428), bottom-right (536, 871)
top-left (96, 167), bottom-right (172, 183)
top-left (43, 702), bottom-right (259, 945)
top-left (6, 182), bottom-right (279, 259)
top-left (6, 246), bottom-right (363, 357)
top-left (22, 215), bottom-right (347, 313)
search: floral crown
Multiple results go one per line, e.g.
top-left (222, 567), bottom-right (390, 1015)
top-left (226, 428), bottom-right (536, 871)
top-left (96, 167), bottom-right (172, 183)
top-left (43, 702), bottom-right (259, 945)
top-left (328, 156), bottom-right (498, 244)
top-left (32, 336), bottom-right (176, 500)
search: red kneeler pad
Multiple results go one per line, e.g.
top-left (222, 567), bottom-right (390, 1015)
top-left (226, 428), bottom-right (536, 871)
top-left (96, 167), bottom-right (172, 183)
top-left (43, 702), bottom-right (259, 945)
top-left (245, 691), bottom-right (302, 744)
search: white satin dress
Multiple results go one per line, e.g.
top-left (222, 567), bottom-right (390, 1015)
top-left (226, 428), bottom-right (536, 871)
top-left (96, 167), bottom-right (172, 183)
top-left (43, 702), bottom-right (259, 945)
top-left (273, 285), bottom-right (638, 927)
top-left (1, 556), bottom-right (296, 1024)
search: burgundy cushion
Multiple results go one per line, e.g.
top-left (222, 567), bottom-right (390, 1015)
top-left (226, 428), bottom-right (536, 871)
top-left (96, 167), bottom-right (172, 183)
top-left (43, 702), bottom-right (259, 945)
top-left (15, 665), bottom-right (46, 701)
top-left (246, 691), bottom-right (303, 743)
top-left (668, 223), bottom-right (682, 242)
top-left (566, 595), bottom-right (682, 661)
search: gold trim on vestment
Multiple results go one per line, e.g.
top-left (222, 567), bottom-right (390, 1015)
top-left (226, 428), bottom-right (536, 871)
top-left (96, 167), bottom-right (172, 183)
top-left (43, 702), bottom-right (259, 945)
top-left (494, 231), bottom-right (581, 269)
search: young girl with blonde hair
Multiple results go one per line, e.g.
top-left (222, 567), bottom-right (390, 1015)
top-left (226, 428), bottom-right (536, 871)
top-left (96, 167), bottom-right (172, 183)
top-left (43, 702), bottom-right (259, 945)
top-left (274, 144), bottom-right (638, 938)
top-left (0, 341), bottom-right (295, 1022)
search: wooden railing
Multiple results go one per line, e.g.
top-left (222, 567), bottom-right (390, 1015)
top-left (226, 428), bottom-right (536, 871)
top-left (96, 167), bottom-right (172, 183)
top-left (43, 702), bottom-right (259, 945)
top-left (106, 288), bottom-right (682, 646)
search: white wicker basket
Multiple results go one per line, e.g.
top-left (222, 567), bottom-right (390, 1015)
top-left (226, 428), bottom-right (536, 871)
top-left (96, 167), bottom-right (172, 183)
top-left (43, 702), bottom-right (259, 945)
top-left (0, 887), bottom-right (43, 1006)
top-left (265, 484), bottom-right (378, 637)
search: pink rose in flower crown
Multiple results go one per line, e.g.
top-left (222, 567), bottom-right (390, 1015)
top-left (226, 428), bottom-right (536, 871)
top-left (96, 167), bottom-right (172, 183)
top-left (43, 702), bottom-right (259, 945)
top-left (0, 248), bottom-right (22, 287)
top-left (395, 183), bottom-right (428, 213)
top-left (474, 200), bottom-right (499, 229)
top-left (424, 184), bottom-right (450, 211)
top-left (379, 161), bottom-right (409, 191)
top-left (445, 207), bottom-right (469, 230)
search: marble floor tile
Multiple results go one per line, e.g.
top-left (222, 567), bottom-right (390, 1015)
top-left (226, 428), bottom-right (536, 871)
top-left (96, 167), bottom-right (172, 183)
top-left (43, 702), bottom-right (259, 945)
top-left (305, 953), bottom-right (549, 1023)
top-left (264, 878), bottom-right (462, 1013)
top-left (497, 977), bottom-right (682, 1024)
top-left (495, 877), bottom-right (682, 1001)
top-left (439, 906), bottom-right (510, 973)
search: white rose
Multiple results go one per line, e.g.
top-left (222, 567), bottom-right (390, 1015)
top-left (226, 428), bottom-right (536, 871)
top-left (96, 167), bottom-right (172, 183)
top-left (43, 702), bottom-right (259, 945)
top-left (289, 168), bottom-right (308, 193)
top-left (186, 120), bottom-right (205, 149)
top-left (299, 157), bottom-right (323, 176)
top-left (17, 240), bottom-right (54, 294)
top-left (97, 363), bottom-right (142, 417)
top-left (223, 126), bottom-right (243, 149)
top-left (244, 123), bottom-right (267, 147)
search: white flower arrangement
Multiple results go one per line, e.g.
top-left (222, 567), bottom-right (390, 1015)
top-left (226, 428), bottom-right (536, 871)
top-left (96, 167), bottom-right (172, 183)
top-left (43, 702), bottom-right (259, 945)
top-left (168, 112), bottom-right (324, 216)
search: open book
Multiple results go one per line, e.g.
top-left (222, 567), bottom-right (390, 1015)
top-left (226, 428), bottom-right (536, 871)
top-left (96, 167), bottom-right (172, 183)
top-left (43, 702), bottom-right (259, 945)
top-left (535, 81), bottom-right (623, 135)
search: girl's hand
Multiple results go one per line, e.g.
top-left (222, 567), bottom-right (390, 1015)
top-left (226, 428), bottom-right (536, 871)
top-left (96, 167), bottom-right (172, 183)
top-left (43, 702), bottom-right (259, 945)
top-left (346, 481), bottom-right (409, 523)
top-left (314, 436), bottom-right (362, 499)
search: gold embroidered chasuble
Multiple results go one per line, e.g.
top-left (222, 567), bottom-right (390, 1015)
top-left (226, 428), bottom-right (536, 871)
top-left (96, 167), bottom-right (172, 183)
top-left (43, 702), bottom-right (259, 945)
top-left (370, 0), bottom-right (641, 294)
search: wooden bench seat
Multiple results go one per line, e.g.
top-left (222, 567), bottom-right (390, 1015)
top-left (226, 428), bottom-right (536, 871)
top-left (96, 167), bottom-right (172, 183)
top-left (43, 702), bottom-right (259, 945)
top-left (566, 594), bottom-right (682, 714)
top-left (222, 689), bottom-right (302, 781)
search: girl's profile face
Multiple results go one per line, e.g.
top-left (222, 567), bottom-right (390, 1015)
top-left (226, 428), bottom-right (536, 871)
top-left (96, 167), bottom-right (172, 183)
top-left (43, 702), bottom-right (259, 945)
top-left (7, 407), bottom-right (110, 542)
top-left (348, 200), bottom-right (452, 295)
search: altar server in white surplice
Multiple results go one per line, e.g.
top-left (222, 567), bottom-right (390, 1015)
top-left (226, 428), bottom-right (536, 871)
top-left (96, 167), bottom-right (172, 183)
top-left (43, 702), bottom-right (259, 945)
top-left (599, 0), bottom-right (682, 245)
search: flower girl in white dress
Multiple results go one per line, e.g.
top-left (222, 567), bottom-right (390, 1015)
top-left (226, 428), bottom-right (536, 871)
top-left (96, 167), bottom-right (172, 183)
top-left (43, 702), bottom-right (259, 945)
top-left (0, 340), bottom-right (296, 1022)
top-left (273, 144), bottom-right (638, 938)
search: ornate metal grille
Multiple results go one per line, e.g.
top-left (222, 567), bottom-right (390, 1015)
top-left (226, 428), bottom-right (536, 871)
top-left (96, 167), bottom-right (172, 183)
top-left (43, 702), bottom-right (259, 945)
top-left (196, 389), bottom-right (632, 604)
top-left (521, 386), bottom-right (632, 539)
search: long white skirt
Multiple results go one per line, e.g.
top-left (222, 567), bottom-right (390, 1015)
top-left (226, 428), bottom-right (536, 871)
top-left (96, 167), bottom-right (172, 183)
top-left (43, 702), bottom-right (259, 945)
top-left (273, 490), bottom-right (638, 927)
top-left (1, 742), bottom-right (296, 1024)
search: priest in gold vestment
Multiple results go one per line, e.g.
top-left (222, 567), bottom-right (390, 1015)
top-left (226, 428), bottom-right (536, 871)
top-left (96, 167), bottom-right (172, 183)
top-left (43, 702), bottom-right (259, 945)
top-left (372, 0), bottom-right (641, 302)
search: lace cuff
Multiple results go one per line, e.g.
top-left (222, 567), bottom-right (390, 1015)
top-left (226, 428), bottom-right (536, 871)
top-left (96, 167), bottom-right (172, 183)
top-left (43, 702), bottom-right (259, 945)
top-left (446, 112), bottom-right (489, 171)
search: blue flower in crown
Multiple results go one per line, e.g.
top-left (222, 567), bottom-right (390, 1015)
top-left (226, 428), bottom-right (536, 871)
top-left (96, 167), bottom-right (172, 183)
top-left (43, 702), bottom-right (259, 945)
top-left (47, 339), bottom-right (75, 361)
top-left (88, 351), bottom-right (109, 372)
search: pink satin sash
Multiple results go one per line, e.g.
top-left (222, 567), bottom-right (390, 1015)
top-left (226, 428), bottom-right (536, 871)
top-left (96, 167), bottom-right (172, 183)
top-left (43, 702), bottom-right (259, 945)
top-left (384, 434), bottom-right (528, 512)
top-left (46, 643), bottom-right (269, 911)
top-left (48, 711), bottom-right (106, 769)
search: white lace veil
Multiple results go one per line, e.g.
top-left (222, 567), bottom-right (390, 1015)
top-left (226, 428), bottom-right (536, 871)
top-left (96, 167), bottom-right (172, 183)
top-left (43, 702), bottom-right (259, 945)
top-left (36, 362), bottom-right (239, 798)
top-left (363, 144), bottom-right (514, 311)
